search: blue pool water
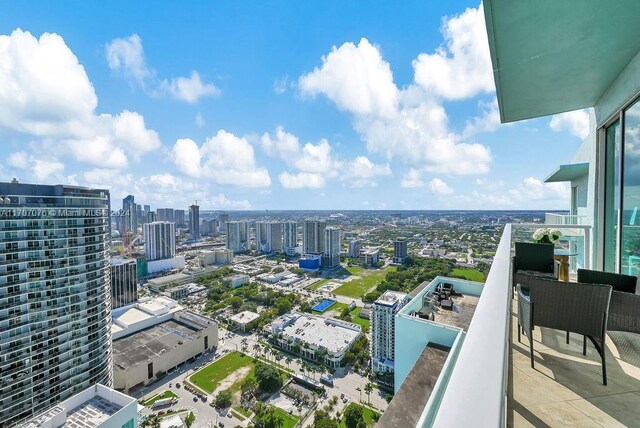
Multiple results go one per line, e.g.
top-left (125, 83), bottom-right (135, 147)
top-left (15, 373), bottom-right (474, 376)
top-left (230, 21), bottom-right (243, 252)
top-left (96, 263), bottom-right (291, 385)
top-left (312, 299), bottom-right (336, 312)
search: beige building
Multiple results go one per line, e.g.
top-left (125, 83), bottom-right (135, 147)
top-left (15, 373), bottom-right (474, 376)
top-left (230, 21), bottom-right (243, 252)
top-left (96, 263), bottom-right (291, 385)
top-left (112, 307), bottom-right (218, 393)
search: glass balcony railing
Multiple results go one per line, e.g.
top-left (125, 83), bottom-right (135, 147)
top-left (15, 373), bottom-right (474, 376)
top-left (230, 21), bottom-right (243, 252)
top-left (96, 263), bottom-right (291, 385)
top-left (544, 212), bottom-right (588, 225)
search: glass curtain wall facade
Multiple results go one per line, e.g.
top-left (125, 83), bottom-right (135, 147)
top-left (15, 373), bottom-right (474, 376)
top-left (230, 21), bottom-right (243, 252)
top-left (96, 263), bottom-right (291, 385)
top-left (603, 96), bottom-right (640, 276)
top-left (0, 183), bottom-right (113, 425)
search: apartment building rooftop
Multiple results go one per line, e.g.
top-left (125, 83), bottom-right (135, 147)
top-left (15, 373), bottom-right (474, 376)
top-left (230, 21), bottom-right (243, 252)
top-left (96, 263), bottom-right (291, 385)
top-left (113, 319), bottom-right (200, 369)
top-left (375, 290), bottom-right (407, 306)
top-left (18, 385), bottom-right (136, 428)
top-left (281, 314), bottom-right (361, 354)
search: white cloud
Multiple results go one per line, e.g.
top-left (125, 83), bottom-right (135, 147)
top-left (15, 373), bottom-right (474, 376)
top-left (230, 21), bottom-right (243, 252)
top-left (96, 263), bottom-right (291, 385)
top-left (297, 5), bottom-right (495, 176)
top-left (456, 176), bottom-right (570, 209)
top-left (105, 34), bottom-right (149, 85)
top-left (261, 126), bottom-right (342, 187)
top-left (0, 29), bottom-right (160, 169)
top-left (278, 172), bottom-right (325, 189)
top-left (195, 112), bottom-right (205, 128)
top-left (299, 38), bottom-right (398, 117)
top-left (400, 169), bottom-right (425, 188)
top-left (273, 75), bottom-right (289, 95)
top-left (342, 156), bottom-right (391, 187)
top-left (293, 139), bottom-right (340, 175)
top-left (462, 98), bottom-right (502, 137)
top-left (412, 4), bottom-right (493, 100)
top-left (260, 126), bottom-right (300, 157)
top-left (428, 178), bottom-right (454, 195)
top-left (172, 130), bottom-right (271, 187)
top-left (106, 34), bottom-right (219, 103)
top-left (8, 152), bottom-right (29, 169)
top-left (160, 71), bottom-right (220, 103)
top-left (549, 109), bottom-right (590, 140)
top-left (7, 151), bottom-right (65, 182)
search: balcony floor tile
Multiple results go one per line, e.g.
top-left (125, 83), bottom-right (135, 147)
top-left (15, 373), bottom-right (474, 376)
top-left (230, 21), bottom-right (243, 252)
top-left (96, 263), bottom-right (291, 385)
top-left (508, 300), bottom-right (640, 428)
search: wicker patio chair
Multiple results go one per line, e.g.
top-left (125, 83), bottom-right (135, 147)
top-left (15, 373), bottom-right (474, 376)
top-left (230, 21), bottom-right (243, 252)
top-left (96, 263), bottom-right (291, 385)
top-left (512, 242), bottom-right (558, 298)
top-left (577, 268), bottom-right (640, 335)
top-left (517, 277), bottom-right (612, 385)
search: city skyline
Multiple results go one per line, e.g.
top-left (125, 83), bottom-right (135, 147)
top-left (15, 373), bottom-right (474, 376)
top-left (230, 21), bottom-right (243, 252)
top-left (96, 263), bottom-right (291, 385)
top-left (0, 1), bottom-right (585, 211)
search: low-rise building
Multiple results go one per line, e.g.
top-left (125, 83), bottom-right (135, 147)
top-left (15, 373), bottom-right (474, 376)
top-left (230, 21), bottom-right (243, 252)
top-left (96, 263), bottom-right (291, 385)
top-left (111, 297), bottom-right (218, 392)
top-left (299, 254), bottom-right (321, 271)
top-left (271, 313), bottom-right (362, 367)
top-left (18, 384), bottom-right (138, 428)
top-left (199, 249), bottom-right (234, 266)
top-left (147, 272), bottom-right (191, 293)
top-left (359, 248), bottom-right (380, 266)
top-left (226, 273), bottom-right (250, 288)
top-left (147, 255), bottom-right (186, 274)
top-left (229, 310), bottom-right (260, 332)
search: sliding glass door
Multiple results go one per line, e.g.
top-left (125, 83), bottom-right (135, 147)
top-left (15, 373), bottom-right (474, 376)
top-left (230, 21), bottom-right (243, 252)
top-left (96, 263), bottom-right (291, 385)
top-left (604, 120), bottom-right (620, 272)
top-left (621, 99), bottom-right (640, 276)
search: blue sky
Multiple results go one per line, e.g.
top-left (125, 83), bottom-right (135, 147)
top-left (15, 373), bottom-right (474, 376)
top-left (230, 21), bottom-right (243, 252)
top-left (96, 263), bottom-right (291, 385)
top-left (0, 1), bottom-right (588, 210)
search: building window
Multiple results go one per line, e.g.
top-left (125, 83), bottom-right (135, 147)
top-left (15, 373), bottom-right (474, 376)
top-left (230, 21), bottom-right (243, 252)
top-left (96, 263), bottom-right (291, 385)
top-left (121, 419), bottom-right (135, 428)
top-left (602, 95), bottom-right (640, 275)
top-left (621, 98), bottom-right (640, 276)
top-left (147, 362), bottom-right (153, 380)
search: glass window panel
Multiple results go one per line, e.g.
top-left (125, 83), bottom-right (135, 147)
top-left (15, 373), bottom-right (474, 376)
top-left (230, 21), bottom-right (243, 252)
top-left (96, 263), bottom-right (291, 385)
top-left (622, 99), bottom-right (640, 276)
top-left (604, 120), bottom-right (621, 272)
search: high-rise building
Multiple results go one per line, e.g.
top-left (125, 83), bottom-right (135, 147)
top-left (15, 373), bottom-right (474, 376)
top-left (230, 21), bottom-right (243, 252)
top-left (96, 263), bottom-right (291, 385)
top-left (143, 204), bottom-right (150, 215)
top-left (143, 221), bottom-right (176, 261)
top-left (348, 240), bottom-right (363, 258)
top-left (156, 208), bottom-right (174, 223)
top-left (226, 221), bottom-right (250, 253)
top-left (255, 221), bottom-right (284, 253)
top-left (189, 204), bottom-right (200, 240)
top-left (322, 226), bottom-right (341, 268)
top-left (174, 209), bottom-right (185, 227)
top-left (122, 194), bottom-right (136, 234)
top-left (110, 257), bottom-right (138, 310)
top-left (303, 220), bottom-right (326, 254)
top-left (283, 221), bottom-right (297, 255)
top-left (393, 237), bottom-right (408, 264)
top-left (371, 290), bottom-right (407, 373)
top-left (218, 213), bottom-right (229, 232)
top-left (146, 211), bottom-right (156, 223)
top-left (0, 182), bottom-right (113, 425)
top-left (202, 219), bottom-right (218, 236)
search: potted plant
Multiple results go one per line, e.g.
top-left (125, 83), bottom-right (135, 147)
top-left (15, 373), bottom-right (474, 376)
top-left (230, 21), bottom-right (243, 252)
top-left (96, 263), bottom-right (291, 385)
top-left (532, 228), bottom-right (562, 245)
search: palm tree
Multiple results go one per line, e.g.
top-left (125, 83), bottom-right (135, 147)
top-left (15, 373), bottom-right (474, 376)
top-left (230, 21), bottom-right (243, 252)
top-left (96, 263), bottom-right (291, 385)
top-left (253, 343), bottom-right (260, 356)
top-left (364, 382), bottom-right (373, 407)
top-left (285, 356), bottom-right (292, 371)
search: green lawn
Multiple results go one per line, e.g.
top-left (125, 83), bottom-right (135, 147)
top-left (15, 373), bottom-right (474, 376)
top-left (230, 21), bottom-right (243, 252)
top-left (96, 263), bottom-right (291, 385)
top-left (339, 405), bottom-right (380, 427)
top-left (231, 409), bottom-right (247, 421)
top-left (315, 301), bottom-right (348, 315)
top-left (333, 266), bottom-right (397, 298)
top-left (349, 307), bottom-right (370, 331)
top-left (308, 278), bottom-right (329, 290)
top-left (234, 405), bottom-right (252, 418)
top-left (143, 390), bottom-right (178, 406)
top-left (189, 352), bottom-right (253, 393)
top-left (269, 406), bottom-right (299, 428)
top-left (451, 268), bottom-right (485, 282)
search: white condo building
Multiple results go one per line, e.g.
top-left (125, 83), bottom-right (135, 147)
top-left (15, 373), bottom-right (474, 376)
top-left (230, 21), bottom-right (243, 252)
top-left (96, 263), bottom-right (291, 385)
top-left (0, 183), bottom-right (113, 426)
top-left (143, 221), bottom-right (176, 261)
top-left (283, 221), bottom-right (297, 255)
top-left (303, 220), bottom-right (326, 254)
top-left (255, 221), bottom-right (284, 253)
top-left (226, 221), bottom-right (250, 253)
top-left (322, 226), bottom-right (341, 268)
top-left (371, 290), bottom-right (407, 373)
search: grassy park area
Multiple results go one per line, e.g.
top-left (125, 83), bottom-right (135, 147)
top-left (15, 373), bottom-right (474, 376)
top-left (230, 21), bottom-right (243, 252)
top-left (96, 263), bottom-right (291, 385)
top-left (451, 268), bottom-right (485, 282)
top-left (270, 406), bottom-right (299, 428)
top-left (339, 405), bottom-right (381, 427)
top-left (333, 266), bottom-right (397, 298)
top-left (349, 307), bottom-right (370, 331)
top-left (189, 352), bottom-right (253, 393)
top-left (143, 390), bottom-right (178, 406)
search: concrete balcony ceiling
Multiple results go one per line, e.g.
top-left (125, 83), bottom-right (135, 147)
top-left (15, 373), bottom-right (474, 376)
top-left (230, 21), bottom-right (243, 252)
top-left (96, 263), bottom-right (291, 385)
top-left (484, 0), bottom-right (640, 123)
